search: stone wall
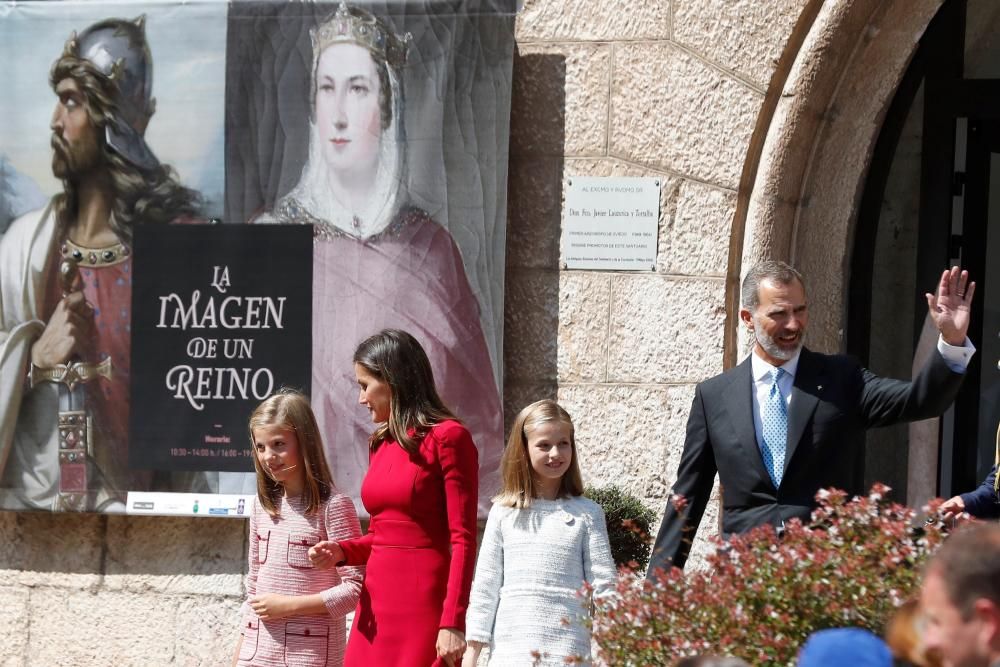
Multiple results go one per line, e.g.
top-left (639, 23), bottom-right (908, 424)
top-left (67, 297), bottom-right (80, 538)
top-left (505, 0), bottom-right (808, 566)
top-left (0, 511), bottom-right (244, 665)
top-left (0, 1), bottom-right (811, 664)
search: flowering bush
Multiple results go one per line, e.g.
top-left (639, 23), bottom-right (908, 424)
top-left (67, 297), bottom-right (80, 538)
top-left (592, 485), bottom-right (958, 667)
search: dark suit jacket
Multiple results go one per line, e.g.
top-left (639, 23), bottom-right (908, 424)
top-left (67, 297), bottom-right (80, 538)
top-left (959, 465), bottom-right (999, 519)
top-left (648, 346), bottom-right (965, 573)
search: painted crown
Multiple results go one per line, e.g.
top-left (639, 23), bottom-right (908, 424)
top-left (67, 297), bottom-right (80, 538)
top-left (312, 2), bottom-right (411, 70)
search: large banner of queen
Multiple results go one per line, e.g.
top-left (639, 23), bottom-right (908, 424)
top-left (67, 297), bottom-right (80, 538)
top-left (0, 0), bottom-right (514, 516)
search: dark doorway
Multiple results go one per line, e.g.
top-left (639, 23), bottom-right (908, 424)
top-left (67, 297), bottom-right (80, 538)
top-left (850, 0), bottom-right (1000, 503)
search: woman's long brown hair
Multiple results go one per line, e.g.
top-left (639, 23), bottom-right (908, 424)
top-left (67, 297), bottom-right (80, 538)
top-left (352, 329), bottom-right (458, 454)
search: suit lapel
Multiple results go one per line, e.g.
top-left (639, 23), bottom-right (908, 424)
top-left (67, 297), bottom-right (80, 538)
top-left (722, 356), bottom-right (773, 487)
top-left (784, 347), bottom-right (822, 473)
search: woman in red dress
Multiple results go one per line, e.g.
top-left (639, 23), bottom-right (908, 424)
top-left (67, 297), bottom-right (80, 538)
top-left (310, 329), bottom-right (478, 666)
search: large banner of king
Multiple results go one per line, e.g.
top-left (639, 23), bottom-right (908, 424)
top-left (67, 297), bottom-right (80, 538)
top-left (0, 0), bottom-right (514, 517)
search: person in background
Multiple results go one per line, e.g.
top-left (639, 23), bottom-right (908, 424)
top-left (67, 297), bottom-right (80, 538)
top-left (797, 628), bottom-right (893, 667)
top-left (940, 427), bottom-right (999, 520)
top-left (886, 598), bottom-right (942, 667)
top-left (919, 523), bottom-right (1000, 667)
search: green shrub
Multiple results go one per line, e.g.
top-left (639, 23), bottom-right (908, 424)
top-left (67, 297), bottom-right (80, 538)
top-left (585, 485), bottom-right (656, 570)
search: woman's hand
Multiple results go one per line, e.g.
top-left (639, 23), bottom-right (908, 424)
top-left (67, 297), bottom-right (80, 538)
top-left (308, 540), bottom-right (344, 569)
top-left (461, 640), bottom-right (485, 667)
top-left (249, 593), bottom-right (295, 621)
top-left (436, 628), bottom-right (467, 666)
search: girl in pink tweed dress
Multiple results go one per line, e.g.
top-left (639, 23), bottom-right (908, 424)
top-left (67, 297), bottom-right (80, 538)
top-left (233, 390), bottom-right (364, 667)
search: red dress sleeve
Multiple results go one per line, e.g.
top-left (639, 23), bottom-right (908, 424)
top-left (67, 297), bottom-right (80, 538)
top-left (339, 446), bottom-right (377, 565)
top-left (435, 422), bottom-right (479, 631)
top-left (338, 525), bottom-right (375, 565)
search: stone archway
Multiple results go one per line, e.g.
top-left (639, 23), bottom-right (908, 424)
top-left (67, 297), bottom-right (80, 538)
top-left (729, 0), bottom-right (946, 361)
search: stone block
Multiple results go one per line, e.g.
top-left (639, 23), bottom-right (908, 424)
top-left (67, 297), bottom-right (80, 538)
top-left (673, 0), bottom-right (809, 89)
top-left (502, 379), bottom-right (558, 437)
top-left (557, 273), bottom-right (610, 383)
top-left (26, 589), bottom-right (176, 666)
top-left (103, 515), bottom-right (246, 596)
top-left (610, 42), bottom-right (762, 189)
top-left (516, 0), bottom-right (671, 42)
top-left (511, 44), bottom-right (610, 158)
top-left (506, 157), bottom-right (563, 270)
top-left (0, 586), bottom-right (28, 663)
top-left (558, 383), bottom-right (695, 505)
top-left (504, 268), bottom-right (560, 383)
top-left (172, 596), bottom-right (245, 666)
top-left (12, 512), bottom-right (104, 589)
top-left (662, 179), bottom-right (735, 276)
top-left (0, 511), bottom-right (17, 572)
top-left (608, 276), bottom-right (726, 383)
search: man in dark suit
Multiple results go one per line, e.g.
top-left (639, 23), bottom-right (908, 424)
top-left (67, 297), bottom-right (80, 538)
top-left (647, 261), bottom-right (977, 574)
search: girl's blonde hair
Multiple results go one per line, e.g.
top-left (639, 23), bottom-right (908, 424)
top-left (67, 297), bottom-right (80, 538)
top-left (247, 388), bottom-right (334, 516)
top-left (494, 399), bottom-right (584, 508)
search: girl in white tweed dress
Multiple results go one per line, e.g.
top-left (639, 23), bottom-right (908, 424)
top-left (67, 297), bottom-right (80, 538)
top-left (462, 400), bottom-right (617, 666)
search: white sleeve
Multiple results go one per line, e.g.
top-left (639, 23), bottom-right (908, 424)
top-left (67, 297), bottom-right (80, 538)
top-left (464, 503), bottom-right (505, 644)
top-left (583, 502), bottom-right (618, 603)
top-left (936, 334), bottom-right (976, 372)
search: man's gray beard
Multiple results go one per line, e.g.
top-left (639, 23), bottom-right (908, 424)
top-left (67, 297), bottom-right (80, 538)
top-left (753, 319), bottom-right (802, 362)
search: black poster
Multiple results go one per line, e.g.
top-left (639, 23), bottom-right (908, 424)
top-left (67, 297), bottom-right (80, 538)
top-left (129, 225), bottom-right (312, 472)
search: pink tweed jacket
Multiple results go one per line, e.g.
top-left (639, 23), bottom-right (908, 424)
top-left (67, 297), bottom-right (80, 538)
top-left (237, 492), bottom-right (364, 667)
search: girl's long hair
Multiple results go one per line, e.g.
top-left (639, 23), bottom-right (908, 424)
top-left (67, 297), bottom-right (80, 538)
top-left (247, 389), bottom-right (334, 516)
top-left (353, 329), bottom-right (457, 454)
top-left (493, 399), bottom-right (584, 509)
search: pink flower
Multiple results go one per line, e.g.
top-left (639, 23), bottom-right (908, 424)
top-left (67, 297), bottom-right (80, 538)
top-left (592, 485), bottom-right (969, 666)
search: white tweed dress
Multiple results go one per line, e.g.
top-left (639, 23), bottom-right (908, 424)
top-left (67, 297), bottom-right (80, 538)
top-left (465, 496), bottom-right (617, 665)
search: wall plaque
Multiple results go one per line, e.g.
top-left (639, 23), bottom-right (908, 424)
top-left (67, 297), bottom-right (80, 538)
top-left (562, 177), bottom-right (660, 271)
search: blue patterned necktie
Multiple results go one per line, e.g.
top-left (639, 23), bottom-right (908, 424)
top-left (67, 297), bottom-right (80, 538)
top-left (761, 367), bottom-right (788, 488)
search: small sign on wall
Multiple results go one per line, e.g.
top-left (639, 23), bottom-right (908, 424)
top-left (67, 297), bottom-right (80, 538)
top-left (562, 177), bottom-right (661, 271)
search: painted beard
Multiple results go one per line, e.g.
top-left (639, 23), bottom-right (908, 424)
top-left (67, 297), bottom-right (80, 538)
top-left (752, 315), bottom-right (803, 362)
top-left (51, 131), bottom-right (101, 181)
